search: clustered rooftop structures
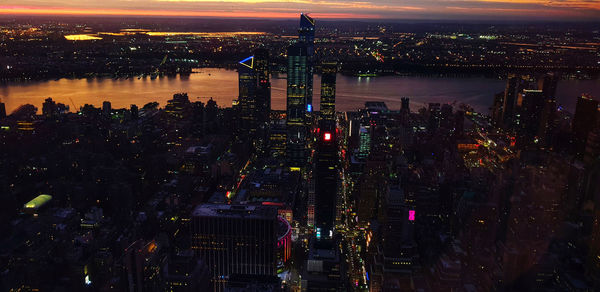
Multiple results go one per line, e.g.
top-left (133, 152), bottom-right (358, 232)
top-left (0, 83), bottom-right (234, 290)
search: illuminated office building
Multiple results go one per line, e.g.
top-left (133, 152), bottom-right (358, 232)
top-left (269, 119), bottom-right (286, 157)
top-left (286, 44), bottom-right (309, 168)
top-left (358, 126), bottom-right (371, 160)
top-left (320, 62), bottom-right (337, 122)
top-left (237, 49), bottom-right (271, 146)
top-left (238, 55), bottom-right (258, 136)
top-left (298, 13), bottom-right (315, 118)
top-left (191, 204), bottom-right (278, 291)
top-left (254, 48), bottom-right (271, 129)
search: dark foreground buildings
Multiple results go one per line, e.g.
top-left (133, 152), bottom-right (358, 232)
top-left (191, 204), bottom-right (278, 291)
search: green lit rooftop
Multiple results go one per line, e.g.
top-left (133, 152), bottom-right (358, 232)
top-left (23, 194), bottom-right (52, 210)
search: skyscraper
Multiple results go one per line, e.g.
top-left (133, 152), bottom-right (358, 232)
top-left (502, 74), bottom-right (533, 129)
top-left (572, 94), bottom-right (599, 156)
top-left (320, 62), bottom-right (337, 122)
top-left (299, 13), bottom-right (315, 45)
top-left (518, 89), bottom-right (545, 140)
top-left (238, 55), bottom-right (258, 136)
top-left (237, 49), bottom-right (271, 149)
top-left (315, 125), bottom-right (337, 239)
top-left (298, 13), bottom-right (315, 123)
top-left (286, 44), bottom-right (309, 168)
top-left (315, 62), bottom-right (338, 238)
top-left (254, 48), bottom-right (271, 131)
top-left (191, 204), bottom-right (278, 292)
top-left (538, 72), bottom-right (558, 100)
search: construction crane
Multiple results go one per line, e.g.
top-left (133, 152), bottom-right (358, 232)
top-left (69, 97), bottom-right (78, 112)
top-left (152, 54), bottom-right (168, 78)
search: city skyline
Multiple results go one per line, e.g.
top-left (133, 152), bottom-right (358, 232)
top-left (1, 0), bottom-right (600, 20)
top-left (1, 10), bottom-right (600, 292)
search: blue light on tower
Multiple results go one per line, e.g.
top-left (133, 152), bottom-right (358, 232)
top-left (239, 55), bottom-right (254, 69)
top-left (307, 104), bottom-right (312, 112)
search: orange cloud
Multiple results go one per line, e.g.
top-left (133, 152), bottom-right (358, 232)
top-left (155, 0), bottom-right (423, 10)
top-left (469, 0), bottom-right (600, 10)
top-left (0, 6), bottom-right (382, 18)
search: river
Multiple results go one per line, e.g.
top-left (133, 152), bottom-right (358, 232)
top-left (1, 68), bottom-right (598, 114)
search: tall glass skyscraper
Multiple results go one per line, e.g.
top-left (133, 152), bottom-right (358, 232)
top-left (298, 13), bottom-right (315, 123)
top-left (237, 49), bottom-right (271, 148)
top-left (254, 48), bottom-right (271, 130)
top-left (286, 44), bottom-right (309, 168)
top-left (238, 55), bottom-right (258, 136)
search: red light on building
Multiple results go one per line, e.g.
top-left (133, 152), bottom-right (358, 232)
top-left (324, 132), bottom-right (331, 141)
top-left (277, 217), bottom-right (292, 267)
top-left (262, 202), bottom-right (284, 207)
top-left (408, 210), bottom-right (415, 221)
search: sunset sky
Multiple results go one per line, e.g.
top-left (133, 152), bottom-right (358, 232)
top-left (1, 0), bottom-right (599, 20)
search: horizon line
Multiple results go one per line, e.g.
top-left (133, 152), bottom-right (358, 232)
top-left (1, 6), bottom-right (600, 22)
